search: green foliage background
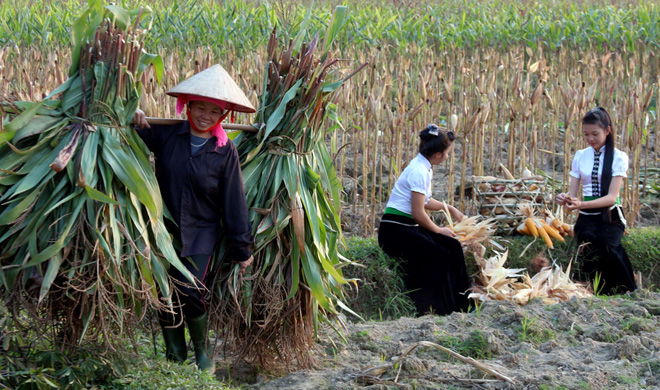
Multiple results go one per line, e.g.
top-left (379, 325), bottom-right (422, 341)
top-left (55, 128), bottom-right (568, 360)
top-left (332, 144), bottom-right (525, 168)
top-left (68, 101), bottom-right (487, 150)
top-left (2, 0), bottom-right (660, 53)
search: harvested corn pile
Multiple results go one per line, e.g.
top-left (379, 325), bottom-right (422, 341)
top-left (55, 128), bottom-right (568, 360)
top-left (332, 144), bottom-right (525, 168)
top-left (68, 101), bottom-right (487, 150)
top-left (469, 250), bottom-right (526, 301)
top-left (469, 251), bottom-right (592, 305)
top-left (515, 203), bottom-right (572, 249)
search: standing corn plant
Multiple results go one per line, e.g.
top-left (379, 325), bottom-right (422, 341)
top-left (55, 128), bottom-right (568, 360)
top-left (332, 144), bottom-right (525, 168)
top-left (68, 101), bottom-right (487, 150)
top-left (0, 0), bottom-right (191, 347)
top-left (210, 7), bottom-right (366, 369)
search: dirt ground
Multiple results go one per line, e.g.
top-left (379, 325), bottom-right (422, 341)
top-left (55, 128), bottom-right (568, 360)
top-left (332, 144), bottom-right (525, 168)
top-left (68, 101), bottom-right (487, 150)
top-left (227, 291), bottom-right (660, 390)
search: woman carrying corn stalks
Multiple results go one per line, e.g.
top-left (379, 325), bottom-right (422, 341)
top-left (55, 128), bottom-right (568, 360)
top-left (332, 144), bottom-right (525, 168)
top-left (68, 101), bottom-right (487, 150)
top-left (378, 124), bottom-right (471, 316)
top-left (132, 65), bottom-right (255, 374)
top-left (556, 107), bottom-right (636, 295)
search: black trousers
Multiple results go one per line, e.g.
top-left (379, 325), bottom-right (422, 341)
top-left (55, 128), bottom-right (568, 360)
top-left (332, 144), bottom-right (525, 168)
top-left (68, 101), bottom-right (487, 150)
top-left (378, 214), bottom-right (470, 316)
top-left (574, 208), bottom-right (636, 295)
top-left (159, 253), bottom-right (212, 326)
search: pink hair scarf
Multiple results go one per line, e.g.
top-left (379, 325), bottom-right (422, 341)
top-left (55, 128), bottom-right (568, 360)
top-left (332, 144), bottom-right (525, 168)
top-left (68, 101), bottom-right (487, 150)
top-left (176, 94), bottom-right (229, 148)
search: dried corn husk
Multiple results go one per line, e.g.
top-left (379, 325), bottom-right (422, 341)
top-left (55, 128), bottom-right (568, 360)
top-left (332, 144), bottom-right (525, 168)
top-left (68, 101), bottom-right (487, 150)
top-left (469, 251), bottom-right (525, 302)
top-left (440, 206), bottom-right (497, 253)
top-left (469, 251), bottom-right (592, 305)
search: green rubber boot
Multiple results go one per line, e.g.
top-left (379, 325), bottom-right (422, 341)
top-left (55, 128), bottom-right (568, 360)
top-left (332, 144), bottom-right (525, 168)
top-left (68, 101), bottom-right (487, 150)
top-left (186, 312), bottom-right (216, 374)
top-left (161, 325), bottom-right (187, 363)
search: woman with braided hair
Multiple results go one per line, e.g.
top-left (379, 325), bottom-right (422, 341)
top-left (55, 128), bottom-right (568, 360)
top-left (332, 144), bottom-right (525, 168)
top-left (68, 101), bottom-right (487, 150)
top-left (556, 107), bottom-right (636, 295)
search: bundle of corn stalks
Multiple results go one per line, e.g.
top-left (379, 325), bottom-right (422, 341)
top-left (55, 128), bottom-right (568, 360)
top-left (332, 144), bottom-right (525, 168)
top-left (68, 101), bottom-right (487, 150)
top-left (208, 7), bottom-right (367, 369)
top-left (0, 1), bottom-right (182, 347)
top-left (515, 203), bottom-right (570, 249)
top-left (469, 251), bottom-right (592, 305)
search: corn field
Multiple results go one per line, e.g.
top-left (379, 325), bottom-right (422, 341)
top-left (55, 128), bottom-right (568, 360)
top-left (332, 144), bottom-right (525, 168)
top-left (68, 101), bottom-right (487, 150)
top-left (2, 0), bottom-right (659, 236)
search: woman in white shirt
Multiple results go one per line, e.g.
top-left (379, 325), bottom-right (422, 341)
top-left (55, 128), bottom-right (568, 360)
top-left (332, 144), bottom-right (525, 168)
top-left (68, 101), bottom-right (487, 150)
top-left (378, 124), bottom-right (470, 316)
top-left (556, 107), bottom-right (636, 294)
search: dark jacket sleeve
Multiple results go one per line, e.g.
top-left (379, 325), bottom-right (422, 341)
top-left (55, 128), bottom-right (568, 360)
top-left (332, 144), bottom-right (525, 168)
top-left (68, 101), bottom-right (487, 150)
top-left (221, 144), bottom-right (254, 262)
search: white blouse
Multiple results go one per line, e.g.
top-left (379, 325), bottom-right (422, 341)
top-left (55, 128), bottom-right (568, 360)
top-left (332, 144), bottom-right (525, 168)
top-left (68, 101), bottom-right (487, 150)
top-left (570, 146), bottom-right (628, 197)
top-left (386, 154), bottom-right (433, 215)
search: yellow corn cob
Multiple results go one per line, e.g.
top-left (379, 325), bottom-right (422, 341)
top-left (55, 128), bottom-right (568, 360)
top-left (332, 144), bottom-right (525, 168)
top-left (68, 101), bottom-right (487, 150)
top-left (542, 223), bottom-right (565, 242)
top-left (551, 218), bottom-right (563, 230)
top-left (537, 223), bottom-right (554, 249)
top-left (517, 222), bottom-right (530, 235)
top-left (525, 218), bottom-right (539, 237)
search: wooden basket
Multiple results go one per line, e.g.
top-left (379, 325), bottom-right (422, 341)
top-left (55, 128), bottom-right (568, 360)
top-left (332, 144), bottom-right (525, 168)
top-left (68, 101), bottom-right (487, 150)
top-left (468, 176), bottom-right (549, 234)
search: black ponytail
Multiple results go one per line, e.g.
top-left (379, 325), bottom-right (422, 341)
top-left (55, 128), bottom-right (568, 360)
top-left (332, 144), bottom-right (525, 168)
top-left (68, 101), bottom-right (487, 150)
top-left (582, 107), bottom-right (615, 223)
top-left (419, 124), bottom-right (455, 158)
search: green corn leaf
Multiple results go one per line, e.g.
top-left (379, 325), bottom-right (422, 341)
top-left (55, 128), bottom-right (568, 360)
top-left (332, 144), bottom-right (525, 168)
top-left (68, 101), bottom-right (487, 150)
top-left (263, 78), bottom-right (303, 140)
top-left (100, 127), bottom-right (160, 221)
top-left (84, 185), bottom-right (118, 205)
top-left (287, 242), bottom-right (301, 299)
top-left (323, 6), bottom-right (348, 52)
top-left (23, 196), bottom-right (84, 268)
top-left (80, 128), bottom-right (99, 187)
top-left (4, 101), bottom-right (46, 135)
top-left (300, 244), bottom-right (330, 309)
top-left (104, 5), bottom-right (130, 30)
top-left (0, 187), bottom-right (40, 225)
top-left (12, 115), bottom-right (63, 143)
top-left (138, 52), bottom-right (163, 83)
top-left (38, 254), bottom-right (63, 304)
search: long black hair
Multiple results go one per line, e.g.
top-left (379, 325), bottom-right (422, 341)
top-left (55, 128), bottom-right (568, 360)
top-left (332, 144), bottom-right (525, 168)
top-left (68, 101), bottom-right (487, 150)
top-left (419, 124), bottom-right (455, 159)
top-left (582, 107), bottom-right (615, 222)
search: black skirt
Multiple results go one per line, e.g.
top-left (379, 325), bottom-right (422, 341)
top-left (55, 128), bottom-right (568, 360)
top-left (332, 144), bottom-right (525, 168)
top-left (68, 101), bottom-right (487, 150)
top-left (378, 213), bottom-right (470, 316)
top-left (574, 206), bottom-right (636, 295)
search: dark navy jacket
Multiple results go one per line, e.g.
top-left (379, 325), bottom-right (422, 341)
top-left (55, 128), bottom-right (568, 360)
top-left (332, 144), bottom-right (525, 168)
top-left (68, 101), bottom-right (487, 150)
top-left (138, 122), bottom-right (253, 261)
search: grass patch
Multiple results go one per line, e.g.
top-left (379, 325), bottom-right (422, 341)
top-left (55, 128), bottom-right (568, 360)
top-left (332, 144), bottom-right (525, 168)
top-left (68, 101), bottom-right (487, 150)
top-left (516, 315), bottom-right (556, 345)
top-left (0, 311), bottom-right (241, 390)
top-left (435, 330), bottom-right (494, 360)
top-left (622, 227), bottom-right (660, 288)
top-left (106, 359), bottom-right (236, 390)
top-left (341, 237), bottom-right (416, 320)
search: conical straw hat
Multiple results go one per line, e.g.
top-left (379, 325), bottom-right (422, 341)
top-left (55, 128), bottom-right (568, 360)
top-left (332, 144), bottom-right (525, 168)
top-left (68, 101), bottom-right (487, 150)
top-left (166, 64), bottom-right (256, 113)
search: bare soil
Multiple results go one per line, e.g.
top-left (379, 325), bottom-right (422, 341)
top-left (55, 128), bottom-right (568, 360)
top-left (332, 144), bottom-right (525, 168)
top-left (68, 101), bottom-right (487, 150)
top-left (228, 291), bottom-right (660, 390)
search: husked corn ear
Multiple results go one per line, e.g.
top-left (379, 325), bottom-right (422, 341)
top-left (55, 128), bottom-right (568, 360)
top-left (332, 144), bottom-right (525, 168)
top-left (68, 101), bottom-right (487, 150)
top-left (542, 223), bottom-right (564, 242)
top-left (537, 223), bottom-right (554, 249)
top-left (525, 218), bottom-right (539, 237)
